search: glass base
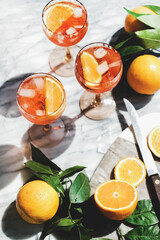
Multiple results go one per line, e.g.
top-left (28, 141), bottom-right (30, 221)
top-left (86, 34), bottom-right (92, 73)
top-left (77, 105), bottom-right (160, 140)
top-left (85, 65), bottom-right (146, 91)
top-left (79, 91), bottom-right (116, 120)
top-left (49, 45), bottom-right (80, 77)
top-left (28, 118), bottom-right (66, 148)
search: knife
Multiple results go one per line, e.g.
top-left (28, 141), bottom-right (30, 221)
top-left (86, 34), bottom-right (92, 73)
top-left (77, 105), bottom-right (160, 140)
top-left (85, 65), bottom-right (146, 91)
top-left (123, 98), bottom-right (160, 220)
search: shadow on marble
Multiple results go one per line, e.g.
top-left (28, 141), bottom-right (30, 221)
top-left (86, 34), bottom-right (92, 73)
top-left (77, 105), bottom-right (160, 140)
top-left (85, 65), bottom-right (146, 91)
top-left (0, 144), bottom-right (24, 189)
top-left (21, 115), bottom-right (76, 160)
top-left (2, 201), bottom-right (42, 239)
top-left (82, 195), bottom-right (120, 238)
top-left (0, 73), bottom-right (33, 118)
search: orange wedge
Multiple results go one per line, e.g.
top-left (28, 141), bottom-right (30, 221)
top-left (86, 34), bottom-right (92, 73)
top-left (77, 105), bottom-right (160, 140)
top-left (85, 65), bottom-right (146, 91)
top-left (114, 157), bottom-right (146, 187)
top-left (80, 51), bottom-right (102, 86)
top-left (43, 3), bottom-right (74, 32)
top-left (148, 126), bottom-right (160, 158)
top-left (94, 179), bottom-right (138, 220)
top-left (45, 76), bottom-right (64, 114)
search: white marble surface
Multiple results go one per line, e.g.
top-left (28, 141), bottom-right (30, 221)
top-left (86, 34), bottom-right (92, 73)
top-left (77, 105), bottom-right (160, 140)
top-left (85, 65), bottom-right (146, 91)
top-left (1, 0), bottom-right (160, 239)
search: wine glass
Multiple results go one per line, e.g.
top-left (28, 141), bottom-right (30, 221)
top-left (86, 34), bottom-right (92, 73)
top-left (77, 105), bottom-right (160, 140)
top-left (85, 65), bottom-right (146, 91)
top-left (42, 0), bottom-right (88, 77)
top-left (17, 73), bottom-right (66, 148)
top-left (75, 42), bottom-right (123, 120)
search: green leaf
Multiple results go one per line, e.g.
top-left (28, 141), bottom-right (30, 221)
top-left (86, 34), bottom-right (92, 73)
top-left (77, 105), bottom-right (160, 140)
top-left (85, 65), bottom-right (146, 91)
top-left (30, 143), bottom-right (61, 171)
top-left (92, 238), bottom-right (112, 240)
top-left (77, 223), bottom-right (92, 240)
top-left (125, 199), bottom-right (159, 226)
top-left (53, 217), bottom-right (81, 231)
top-left (118, 45), bottom-right (145, 57)
top-left (135, 29), bottom-right (160, 49)
top-left (145, 5), bottom-right (160, 15)
top-left (114, 36), bottom-right (133, 49)
top-left (59, 166), bottom-right (86, 179)
top-left (69, 173), bottom-right (90, 204)
top-left (25, 160), bottom-right (53, 175)
top-left (124, 8), bottom-right (160, 29)
top-left (125, 224), bottom-right (160, 240)
top-left (34, 172), bottom-right (64, 195)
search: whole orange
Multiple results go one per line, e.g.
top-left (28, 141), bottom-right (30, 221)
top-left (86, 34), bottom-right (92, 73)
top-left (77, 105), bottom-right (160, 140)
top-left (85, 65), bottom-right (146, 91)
top-left (16, 180), bottom-right (59, 224)
top-left (127, 55), bottom-right (160, 95)
top-left (124, 6), bottom-right (156, 32)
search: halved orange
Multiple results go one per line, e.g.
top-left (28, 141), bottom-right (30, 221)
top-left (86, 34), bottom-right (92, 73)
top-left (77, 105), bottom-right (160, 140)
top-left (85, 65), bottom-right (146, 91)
top-left (94, 180), bottom-right (138, 220)
top-left (43, 3), bottom-right (74, 32)
top-left (45, 76), bottom-right (64, 114)
top-left (114, 157), bottom-right (146, 187)
top-left (80, 51), bottom-right (102, 87)
top-left (148, 126), bottom-right (160, 158)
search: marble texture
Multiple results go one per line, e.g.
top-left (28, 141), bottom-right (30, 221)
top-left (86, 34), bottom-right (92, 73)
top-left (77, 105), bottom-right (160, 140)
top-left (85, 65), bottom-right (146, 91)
top-left (1, 0), bottom-right (160, 239)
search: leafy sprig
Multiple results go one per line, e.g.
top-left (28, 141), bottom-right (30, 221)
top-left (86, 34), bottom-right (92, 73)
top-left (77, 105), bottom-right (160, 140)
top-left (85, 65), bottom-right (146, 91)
top-left (114, 5), bottom-right (160, 59)
top-left (25, 144), bottom-right (160, 240)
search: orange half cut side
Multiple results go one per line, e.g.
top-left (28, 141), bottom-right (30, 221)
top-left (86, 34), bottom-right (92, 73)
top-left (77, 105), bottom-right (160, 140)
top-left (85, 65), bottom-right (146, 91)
top-left (148, 126), bottom-right (160, 158)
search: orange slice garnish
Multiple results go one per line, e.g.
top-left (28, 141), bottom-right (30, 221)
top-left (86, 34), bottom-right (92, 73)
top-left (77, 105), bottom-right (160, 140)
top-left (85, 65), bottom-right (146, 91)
top-left (45, 76), bottom-right (64, 114)
top-left (94, 179), bottom-right (138, 220)
top-left (148, 126), bottom-right (160, 158)
top-left (80, 51), bottom-right (102, 86)
top-left (43, 3), bottom-right (74, 32)
top-left (114, 157), bottom-right (146, 187)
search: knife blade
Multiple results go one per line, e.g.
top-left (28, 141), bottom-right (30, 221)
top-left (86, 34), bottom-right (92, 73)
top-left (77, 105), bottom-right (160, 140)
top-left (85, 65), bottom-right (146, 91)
top-left (123, 98), bottom-right (160, 220)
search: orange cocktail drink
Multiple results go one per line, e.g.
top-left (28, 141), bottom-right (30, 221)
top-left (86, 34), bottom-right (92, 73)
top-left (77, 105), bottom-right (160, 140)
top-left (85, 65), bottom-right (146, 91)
top-left (42, 0), bottom-right (88, 47)
top-left (17, 73), bottom-right (66, 125)
top-left (42, 0), bottom-right (88, 77)
top-left (75, 42), bottom-right (123, 120)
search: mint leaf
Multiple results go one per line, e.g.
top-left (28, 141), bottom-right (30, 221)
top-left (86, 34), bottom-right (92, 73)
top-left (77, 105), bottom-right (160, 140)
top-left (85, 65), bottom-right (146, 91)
top-left (125, 224), bottom-right (160, 240)
top-left (125, 199), bottom-right (159, 226)
top-left (69, 173), bottom-right (90, 203)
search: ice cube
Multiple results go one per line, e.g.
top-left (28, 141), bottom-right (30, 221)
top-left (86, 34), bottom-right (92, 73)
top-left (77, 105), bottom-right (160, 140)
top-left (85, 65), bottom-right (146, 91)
top-left (36, 110), bottom-right (45, 116)
top-left (94, 48), bottom-right (107, 59)
top-left (66, 27), bottom-right (77, 35)
top-left (19, 89), bottom-right (35, 98)
top-left (109, 61), bottom-right (121, 68)
top-left (75, 25), bottom-right (83, 29)
top-left (23, 103), bottom-right (28, 109)
top-left (57, 33), bottom-right (64, 43)
top-left (33, 78), bottom-right (44, 89)
top-left (74, 7), bottom-right (82, 18)
top-left (97, 61), bottom-right (109, 75)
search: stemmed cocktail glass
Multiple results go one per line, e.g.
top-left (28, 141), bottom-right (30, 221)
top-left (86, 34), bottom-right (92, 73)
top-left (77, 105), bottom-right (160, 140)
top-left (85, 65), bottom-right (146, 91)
top-left (17, 73), bottom-right (66, 148)
top-left (42, 0), bottom-right (88, 77)
top-left (75, 42), bottom-right (123, 120)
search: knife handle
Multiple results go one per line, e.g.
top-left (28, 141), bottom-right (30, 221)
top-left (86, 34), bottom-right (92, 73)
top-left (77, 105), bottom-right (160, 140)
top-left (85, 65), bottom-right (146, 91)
top-left (147, 174), bottom-right (160, 221)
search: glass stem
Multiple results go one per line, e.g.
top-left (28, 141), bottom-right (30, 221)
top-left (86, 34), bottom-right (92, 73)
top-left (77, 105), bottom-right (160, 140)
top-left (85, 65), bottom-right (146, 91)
top-left (64, 47), bottom-right (72, 62)
top-left (92, 93), bottom-right (101, 106)
top-left (43, 124), bottom-right (51, 132)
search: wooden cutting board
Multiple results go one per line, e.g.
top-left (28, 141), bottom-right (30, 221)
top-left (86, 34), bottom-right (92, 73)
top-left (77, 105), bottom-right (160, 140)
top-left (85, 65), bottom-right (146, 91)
top-left (86, 113), bottom-right (160, 239)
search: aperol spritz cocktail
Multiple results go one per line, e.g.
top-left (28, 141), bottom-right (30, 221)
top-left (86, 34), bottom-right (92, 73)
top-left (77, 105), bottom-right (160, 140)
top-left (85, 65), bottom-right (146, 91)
top-left (17, 73), bottom-right (66, 147)
top-left (75, 42), bottom-right (123, 120)
top-left (42, 0), bottom-right (88, 77)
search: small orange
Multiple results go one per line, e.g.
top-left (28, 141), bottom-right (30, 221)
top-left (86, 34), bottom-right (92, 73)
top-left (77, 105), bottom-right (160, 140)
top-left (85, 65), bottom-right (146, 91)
top-left (43, 3), bottom-right (74, 32)
top-left (94, 180), bottom-right (138, 220)
top-left (114, 157), bottom-right (146, 187)
top-left (124, 5), bottom-right (156, 32)
top-left (16, 180), bottom-right (59, 224)
top-left (148, 126), bottom-right (160, 158)
top-left (127, 55), bottom-right (160, 95)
